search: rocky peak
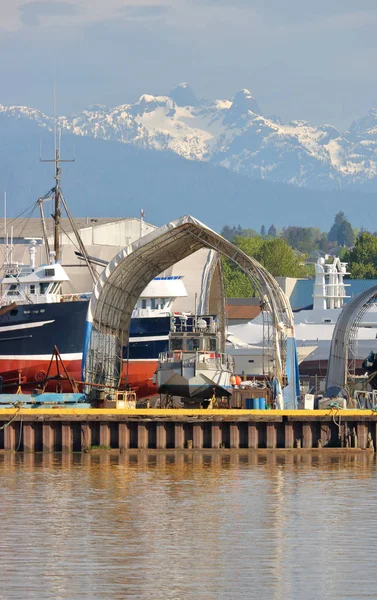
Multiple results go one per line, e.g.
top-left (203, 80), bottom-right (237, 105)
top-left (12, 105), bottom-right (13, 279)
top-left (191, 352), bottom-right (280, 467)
top-left (224, 89), bottom-right (262, 125)
top-left (169, 83), bottom-right (198, 107)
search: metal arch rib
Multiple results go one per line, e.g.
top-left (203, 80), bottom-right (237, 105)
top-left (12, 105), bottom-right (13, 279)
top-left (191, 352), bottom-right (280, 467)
top-left (326, 284), bottom-right (377, 391)
top-left (84, 215), bottom-right (295, 392)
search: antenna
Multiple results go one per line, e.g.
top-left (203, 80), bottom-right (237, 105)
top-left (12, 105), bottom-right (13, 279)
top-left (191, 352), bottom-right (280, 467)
top-left (54, 80), bottom-right (57, 158)
top-left (10, 225), bottom-right (13, 266)
top-left (40, 81), bottom-right (74, 262)
top-left (3, 192), bottom-right (7, 265)
top-left (140, 208), bottom-right (145, 238)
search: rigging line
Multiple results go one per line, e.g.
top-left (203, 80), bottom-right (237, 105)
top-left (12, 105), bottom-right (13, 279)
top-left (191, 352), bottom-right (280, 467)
top-left (59, 222), bottom-right (81, 252)
top-left (15, 204), bottom-right (38, 240)
top-left (4, 203), bottom-right (38, 242)
top-left (57, 223), bottom-right (90, 293)
top-left (15, 415), bottom-right (23, 452)
top-left (6, 201), bottom-right (40, 227)
top-left (0, 203), bottom-right (39, 266)
top-left (38, 187), bottom-right (55, 201)
top-left (59, 191), bottom-right (97, 284)
top-left (0, 406), bottom-right (22, 429)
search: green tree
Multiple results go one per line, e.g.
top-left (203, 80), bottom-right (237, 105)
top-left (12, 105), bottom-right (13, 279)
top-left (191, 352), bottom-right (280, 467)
top-left (260, 225), bottom-right (266, 236)
top-left (319, 232), bottom-right (329, 253)
top-left (328, 211), bottom-right (354, 247)
top-left (236, 236), bottom-right (307, 278)
top-left (223, 236), bottom-right (308, 297)
top-left (221, 258), bottom-right (254, 298)
top-left (220, 224), bottom-right (259, 242)
top-left (268, 224), bottom-right (277, 238)
top-left (343, 232), bottom-right (377, 278)
top-left (220, 225), bottom-right (235, 242)
top-left (337, 220), bottom-right (355, 247)
top-left (282, 226), bottom-right (321, 253)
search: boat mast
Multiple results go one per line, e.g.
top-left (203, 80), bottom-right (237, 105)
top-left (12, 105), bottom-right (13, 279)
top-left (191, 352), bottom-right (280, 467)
top-left (54, 137), bottom-right (61, 260)
top-left (40, 83), bottom-right (74, 262)
top-left (39, 83), bottom-right (96, 283)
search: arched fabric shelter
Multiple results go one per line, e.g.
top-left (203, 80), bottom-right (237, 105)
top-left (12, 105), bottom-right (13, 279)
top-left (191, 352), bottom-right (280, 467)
top-left (326, 285), bottom-right (377, 391)
top-left (83, 215), bottom-right (298, 407)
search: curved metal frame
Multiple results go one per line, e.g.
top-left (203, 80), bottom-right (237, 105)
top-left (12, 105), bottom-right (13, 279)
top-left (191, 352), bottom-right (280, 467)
top-left (326, 284), bottom-right (377, 391)
top-left (83, 215), bottom-right (295, 395)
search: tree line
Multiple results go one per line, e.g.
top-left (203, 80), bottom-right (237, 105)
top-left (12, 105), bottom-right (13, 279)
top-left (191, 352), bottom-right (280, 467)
top-left (221, 211), bottom-right (377, 297)
top-left (221, 211), bottom-right (357, 252)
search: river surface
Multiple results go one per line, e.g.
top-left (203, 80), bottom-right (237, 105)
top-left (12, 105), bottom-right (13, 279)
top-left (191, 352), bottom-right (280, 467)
top-left (1, 451), bottom-right (377, 600)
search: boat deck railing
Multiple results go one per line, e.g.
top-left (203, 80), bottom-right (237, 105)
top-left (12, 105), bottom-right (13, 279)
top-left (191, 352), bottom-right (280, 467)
top-left (354, 389), bottom-right (377, 409)
top-left (159, 350), bottom-right (234, 371)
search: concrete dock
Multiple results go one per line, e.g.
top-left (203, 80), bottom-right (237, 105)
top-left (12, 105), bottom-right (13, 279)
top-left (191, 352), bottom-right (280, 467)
top-left (0, 409), bottom-right (377, 452)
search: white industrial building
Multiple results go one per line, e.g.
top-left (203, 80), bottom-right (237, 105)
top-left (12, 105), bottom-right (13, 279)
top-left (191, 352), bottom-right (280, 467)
top-left (0, 216), bottom-right (222, 314)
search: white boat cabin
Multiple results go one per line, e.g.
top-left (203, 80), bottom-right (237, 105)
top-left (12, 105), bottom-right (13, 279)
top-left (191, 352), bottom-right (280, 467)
top-left (132, 276), bottom-right (188, 317)
top-left (0, 241), bottom-right (73, 305)
top-left (1, 240), bottom-right (188, 314)
top-left (0, 261), bottom-right (72, 305)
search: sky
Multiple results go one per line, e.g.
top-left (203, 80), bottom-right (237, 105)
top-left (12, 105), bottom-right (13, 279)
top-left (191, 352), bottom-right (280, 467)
top-left (2, 0), bottom-right (377, 129)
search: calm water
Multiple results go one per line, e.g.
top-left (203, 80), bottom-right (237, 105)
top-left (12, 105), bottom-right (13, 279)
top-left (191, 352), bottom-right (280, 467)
top-left (1, 451), bottom-right (377, 600)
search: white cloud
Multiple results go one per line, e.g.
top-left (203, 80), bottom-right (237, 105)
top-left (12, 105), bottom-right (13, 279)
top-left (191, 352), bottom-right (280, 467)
top-left (1, 0), bottom-right (180, 31)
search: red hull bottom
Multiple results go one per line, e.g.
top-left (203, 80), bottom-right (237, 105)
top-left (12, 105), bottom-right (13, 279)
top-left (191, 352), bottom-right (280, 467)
top-left (0, 358), bottom-right (158, 398)
top-left (120, 360), bottom-right (158, 398)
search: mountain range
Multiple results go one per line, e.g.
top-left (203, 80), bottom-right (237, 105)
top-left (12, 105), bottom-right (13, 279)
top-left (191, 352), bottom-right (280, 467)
top-left (1, 83), bottom-right (377, 230)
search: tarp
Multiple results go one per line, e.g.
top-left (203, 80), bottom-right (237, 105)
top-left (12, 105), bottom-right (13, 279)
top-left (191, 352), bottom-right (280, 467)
top-left (326, 285), bottom-right (377, 391)
top-left (83, 215), bottom-right (296, 397)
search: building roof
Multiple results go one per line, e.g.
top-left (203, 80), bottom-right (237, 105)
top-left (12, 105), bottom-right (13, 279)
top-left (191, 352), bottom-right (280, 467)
top-left (0, 217), bottom-right (143, 239)
top-left (226, 304), bottom-right (261, 320)
top-left (226, 297), bottom-right (261, 320)
top-left (227, 298), bottom-right (260, 306)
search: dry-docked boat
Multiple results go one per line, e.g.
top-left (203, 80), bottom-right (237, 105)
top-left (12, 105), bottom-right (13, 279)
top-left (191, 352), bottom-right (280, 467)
top-left (156, 313), bottom-right (234, 402)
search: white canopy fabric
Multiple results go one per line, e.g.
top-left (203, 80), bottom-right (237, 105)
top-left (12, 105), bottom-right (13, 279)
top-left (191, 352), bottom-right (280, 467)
top-left (84, 215), bottom-right (295, 392)
top-left (326, 284), bottom-right (377, 390)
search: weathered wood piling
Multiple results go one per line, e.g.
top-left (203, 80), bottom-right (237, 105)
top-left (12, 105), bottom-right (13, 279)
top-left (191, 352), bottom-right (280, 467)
top-left (1, 409), bottom-right (376, 452)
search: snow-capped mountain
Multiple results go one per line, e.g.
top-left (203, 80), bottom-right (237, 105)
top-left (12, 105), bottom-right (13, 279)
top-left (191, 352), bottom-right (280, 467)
top-left (2, 82), bottom-right (377, 190)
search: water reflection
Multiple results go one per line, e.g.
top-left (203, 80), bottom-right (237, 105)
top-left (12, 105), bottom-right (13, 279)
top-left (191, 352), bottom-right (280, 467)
top-left (0, 451), bottom-right (376, 600)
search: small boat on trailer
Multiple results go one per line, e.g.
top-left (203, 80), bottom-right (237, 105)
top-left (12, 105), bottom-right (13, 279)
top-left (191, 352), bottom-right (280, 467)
top-left (156, 314), bottom-right (234, 406)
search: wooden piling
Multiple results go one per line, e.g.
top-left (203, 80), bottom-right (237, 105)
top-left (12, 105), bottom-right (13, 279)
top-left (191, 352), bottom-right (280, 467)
top-left (100, 422), bottom-right (111, 448)
top-left (156, 424), bottom-right (167, 449)
top-left (81, 423), bottom-right (91, 452)
top-left (4, 422), bottom-right (17, 451)
top-left (137, 424), bottom-right (148, 449)
top-left (23, 423), bottom-right (35, 452)
top-left (248, 423), bottom-right (258, 449)
top-left (118, 423), bottom-right (130, 450)
top-left (285, 423), bottom-right (294, 448)
top-left (43, 424), bottom-right (55, 452)
top-left (211, 424), bottom-right (221, 449)
top-left (193, 424), bottom-right (203, 449)
top-left (302, 423), bottom-right (313, 449)
top-left (174, 424), bottom-right (185, 449)
top-left (266, 423), bottom-right (277, 449)
top-left (357, 423), bottom-right (367, 449)
top-left (321, 424), bottom-right (331, 448)
top-left (62, 423), bottom-right (72, 452)
top-left (0, 409), bottom-right (376, 452)
top-left (230, 424), bottom-right (240, 449)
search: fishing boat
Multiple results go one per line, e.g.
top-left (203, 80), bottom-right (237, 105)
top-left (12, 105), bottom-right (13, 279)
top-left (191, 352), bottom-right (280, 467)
top-left (156, 313), bottom-right (234, 403)
top-left (0, 140), bottom-right (189, 396)
top-left (0, 243), bottom-right (189, 395)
